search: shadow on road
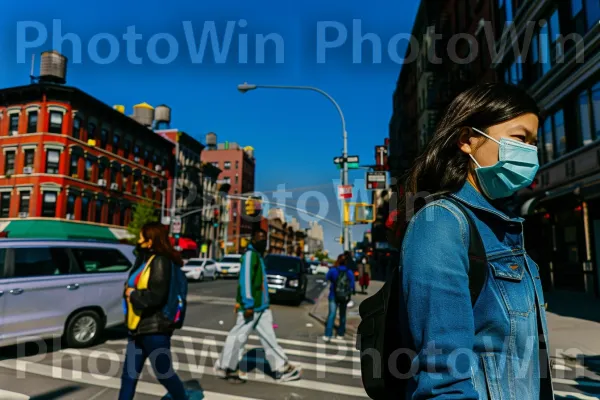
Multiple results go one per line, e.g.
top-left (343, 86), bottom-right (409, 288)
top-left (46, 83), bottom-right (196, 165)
top-left (29, 386), bottom-right (81, 399)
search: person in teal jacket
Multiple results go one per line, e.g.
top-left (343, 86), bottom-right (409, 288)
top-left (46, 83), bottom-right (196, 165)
top-left (215, 229), bottom-right (302, 382)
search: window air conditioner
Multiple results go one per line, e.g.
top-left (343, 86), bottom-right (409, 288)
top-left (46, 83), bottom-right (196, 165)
top-left (110, 183), bottom-right (119, 190)
top-left (66, 213), bottom-right (75, 220)
top-left (23, 167), bottom-right (33, 174)
top-left (134, 156), bottom-right (140, 162)
top-left (98, 179), bottom-right (107, 187)
top-left (18, 212), bottom-right (28, 218)
top-left (155, 165), bottom-right (162, 171)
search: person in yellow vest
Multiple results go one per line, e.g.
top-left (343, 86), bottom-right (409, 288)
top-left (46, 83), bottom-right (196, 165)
top-left (119, 222), bottom-right (191, 400)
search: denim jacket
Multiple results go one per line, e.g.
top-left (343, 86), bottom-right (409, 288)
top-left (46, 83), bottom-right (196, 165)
top-left (400, 182), bottom-right (554, 399)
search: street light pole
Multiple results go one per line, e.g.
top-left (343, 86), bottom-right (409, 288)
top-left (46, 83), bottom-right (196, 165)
top-left (237, 83), bottom-right (350, 251)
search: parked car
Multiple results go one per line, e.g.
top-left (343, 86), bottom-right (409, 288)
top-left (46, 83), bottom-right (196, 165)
top-left (216, 254), bottom-right (242, 278)
top-left (307, 261), bottom-right (319, 275)
top-left (0, 239), bottom-right (136, 349)
top-left (265, 254), bottom-right (309, 306)
top-left (181, 258), bottom-right (218, 281)
top-left (315, 264), bottom-right (330, 275)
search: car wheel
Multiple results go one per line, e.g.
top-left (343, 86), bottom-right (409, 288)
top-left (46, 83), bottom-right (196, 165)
top-left (293, 291), bottom-right (306, 307)
top-left (64, 310), bottom-right (102, 348)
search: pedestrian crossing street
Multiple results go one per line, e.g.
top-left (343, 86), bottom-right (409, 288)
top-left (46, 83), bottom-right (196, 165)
top-left (0, 326), bottom-right (599, 399)
top-left (0, 326), bottom-right (366, 400)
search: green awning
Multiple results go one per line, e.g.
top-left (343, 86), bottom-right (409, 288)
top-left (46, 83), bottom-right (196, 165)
top-left (0, 219), bottom-right (122, 241)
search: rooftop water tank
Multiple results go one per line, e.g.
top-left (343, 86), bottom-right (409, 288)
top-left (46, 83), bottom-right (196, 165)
top-left (39, 51), bottom-right (67, 84)
top-left (205, 132), bottom-right (217, 148)
top-left (133, 102), bottom-right (154, 127)
top-left (113, 105), bottom-right (125, 113)
top-left (154, 104), bottom-right (171, 123)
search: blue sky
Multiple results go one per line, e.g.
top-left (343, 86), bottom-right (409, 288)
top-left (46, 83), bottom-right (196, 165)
top-left (1, 0), bottom-right (419, 255)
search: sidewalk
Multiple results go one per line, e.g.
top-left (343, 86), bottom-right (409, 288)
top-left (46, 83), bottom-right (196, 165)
top-left (309, 282), bottom-right (600, 360)
top-left (544, 291), bottom-right (600, 359)
top-left (309, 280), bottom-right (385, 335)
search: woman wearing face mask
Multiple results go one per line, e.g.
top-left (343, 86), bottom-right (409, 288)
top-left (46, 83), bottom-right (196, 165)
top-left (119, 222), bottom-right (193, 400)
top-left (396, 83), bottom-right (553, 399)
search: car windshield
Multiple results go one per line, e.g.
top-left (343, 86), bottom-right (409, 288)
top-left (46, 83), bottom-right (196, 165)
top-left (221, 257), bottom-right (240, 263)
top-left (186, 260), bottom-right (206, 266)
top-left (265, 256), bottom-right (302, 273)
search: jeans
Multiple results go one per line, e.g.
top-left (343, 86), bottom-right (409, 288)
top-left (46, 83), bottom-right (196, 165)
top-left (119, 334), bottom-right (188, 400)
top-left (219, 309), bottom-right (288, 373)
top-left (325, 298), bottom-right (347, 338)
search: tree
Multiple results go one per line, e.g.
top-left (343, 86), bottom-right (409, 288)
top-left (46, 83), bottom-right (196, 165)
top-left (314, 250), bottom-right (328, 262)
top-left (127, 201), bottom-right (158, 244)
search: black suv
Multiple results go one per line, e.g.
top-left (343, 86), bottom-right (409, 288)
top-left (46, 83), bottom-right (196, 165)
top-left (264, 254), bottom-right (309, 306)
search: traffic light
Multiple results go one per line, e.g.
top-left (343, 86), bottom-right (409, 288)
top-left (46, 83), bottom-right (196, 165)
top-left (245, 198), bottom-right (255, 216)
top-left (244, 196), bottom-right (262, 218)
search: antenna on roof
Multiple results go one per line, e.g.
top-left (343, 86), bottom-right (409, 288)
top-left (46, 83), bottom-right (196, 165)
top-left (30, 54), bottom-right (35, 84)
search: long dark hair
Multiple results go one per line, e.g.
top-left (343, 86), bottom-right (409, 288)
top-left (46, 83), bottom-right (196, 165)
top-left (141, 222), bottom-right (183, 266)
top-left (401, 82), bottom-right (539, 215)
top-left (334, 254), bottom-right (346, 267)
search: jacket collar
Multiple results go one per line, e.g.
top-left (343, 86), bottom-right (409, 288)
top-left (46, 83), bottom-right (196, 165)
top-left (449, 182), bottom-right (524, 223)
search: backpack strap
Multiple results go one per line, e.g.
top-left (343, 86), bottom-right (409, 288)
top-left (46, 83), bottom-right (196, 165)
top-left (443, 197), bottom-right (488, 307)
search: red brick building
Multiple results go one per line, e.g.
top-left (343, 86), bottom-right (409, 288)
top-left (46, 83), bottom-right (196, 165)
top-left (0, 83), bottom-right (173, 233)
top-left (201, 135), bottom-right (256, 253)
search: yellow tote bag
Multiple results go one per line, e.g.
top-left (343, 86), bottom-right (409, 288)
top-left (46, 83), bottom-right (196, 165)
top-left (126, 255), bottom-right (155, 331)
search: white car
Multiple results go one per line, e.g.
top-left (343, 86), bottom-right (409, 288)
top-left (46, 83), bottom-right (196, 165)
top-left (315, 264), bottom-right (330, 275)
top-left (217, 254), bottom-right (242, 278)
top-left (182, 258), bottom-right (218, 281)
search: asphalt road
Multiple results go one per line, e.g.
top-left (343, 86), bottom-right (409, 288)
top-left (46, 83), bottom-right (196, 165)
top-left (0, 274), bottom-right (368, 400)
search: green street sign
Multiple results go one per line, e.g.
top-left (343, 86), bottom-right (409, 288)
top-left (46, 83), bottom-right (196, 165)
top-left (337, 163), bottom-right (360, 169)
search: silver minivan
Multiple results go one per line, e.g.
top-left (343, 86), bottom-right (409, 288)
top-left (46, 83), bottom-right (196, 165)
top-left (0, 239), bottom-right (136, 348)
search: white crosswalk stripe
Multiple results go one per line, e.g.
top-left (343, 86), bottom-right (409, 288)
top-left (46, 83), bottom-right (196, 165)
top-left (1, 326), bottom-right (598, 399)
top-left (0, 389), bottom-right (30, 399)
top-left (0, 326), bottom-right (366, 399)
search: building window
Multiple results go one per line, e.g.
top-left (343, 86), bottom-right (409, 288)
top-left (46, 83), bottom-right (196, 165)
top-left (19, 191), bottom-right (30, 215)
top-left (45, 149), bottom-right (60, 174)
top-left (120, 206), bottom-right (128, 226)
top-left (98, 164), bottom-right (106, 182)
top-left (134, 144), bottom-right (141, 158)
top-left (48, 111), bottom-right (63, 134)
top-left (542, 117), bottom-right (554, 163)
top-left (95, 199), bottom-right (104, 223)
top-left (224, 176), bottom-right (231, 184)
top-left (113, 134), bottom-right (120, 151)
top-left (124, 139), bottom-right (132, 158)
top-left (235, 160), bottom-right (239, 169)
top-left (553, 109), bottom-right (566, 158)
top-left (9, 114), bottom-right (19, 134)
top-left (235, 174), bottom-right (239, 184)
top-left (224, 161), bottom-right (231, 169)
top-left (211, 162), bottom-right (218, 168)
top-left (574, 0), bottom-right (600, 34)
top-left (0, 192), bottom-right (10, 217)
top-left (73, 117), bottom-right (81, 139)
top-left (85, 158), bottom-right (93, 181)
top-left (70, 154), bottom-right (79, 177)
top-left (143, 148), bottom-right (150, 162)
top-left (82, 196), bottom-right (90, 221)
top-left (100, 128), bottom-right (108, 148)
top-left (88, 122), bottom-right (97, 142)
top-left (152, 153), bottom-right (158, 166)
top-left (577, 81), bottom-right (600, 146)
top-left (110, 168), bottom-right (118, 186)
top-left (24, 149), bottom-right (35, 168)
top-left (67, 193), bottom-right (75, 217)
top-left (4, 151), bottom-right (15, 175)
top-left (27, 111), bottom-right (38, 133)
top-left (42, 192), bottom-right (57, 217)
top-left (107, 203), bottom-right (115, 225)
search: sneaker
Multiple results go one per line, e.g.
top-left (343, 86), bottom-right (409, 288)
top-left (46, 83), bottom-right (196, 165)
top-left (214, 360), bottom-right (247, 383)
top-left (275, 363), bottom-right (302, 382)
top-left (212, 360), bottom-right (226, 378)
top-left (322, 336), bottom-right (332, 343)
top-left (335, 335), bottom-right (345, 340)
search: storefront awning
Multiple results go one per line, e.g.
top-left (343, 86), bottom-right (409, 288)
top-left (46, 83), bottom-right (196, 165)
top-left (0, 219), bottom-right (131, 241)
top-left (170, 237), bottom-right (197, 251)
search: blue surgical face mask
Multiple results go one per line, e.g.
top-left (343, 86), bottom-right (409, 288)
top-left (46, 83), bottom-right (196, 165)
top-left (469, 127), bottom-right (539, 200)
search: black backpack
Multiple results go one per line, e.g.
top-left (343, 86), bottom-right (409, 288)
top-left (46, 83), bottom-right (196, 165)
top-left (334, 268), bottom-right (352, 304)
top-left (356, 197), bottom-right (488, 399)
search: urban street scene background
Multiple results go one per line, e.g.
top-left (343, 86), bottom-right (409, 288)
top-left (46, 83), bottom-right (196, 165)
top-left (0, 0), bottom-right (599, 399)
